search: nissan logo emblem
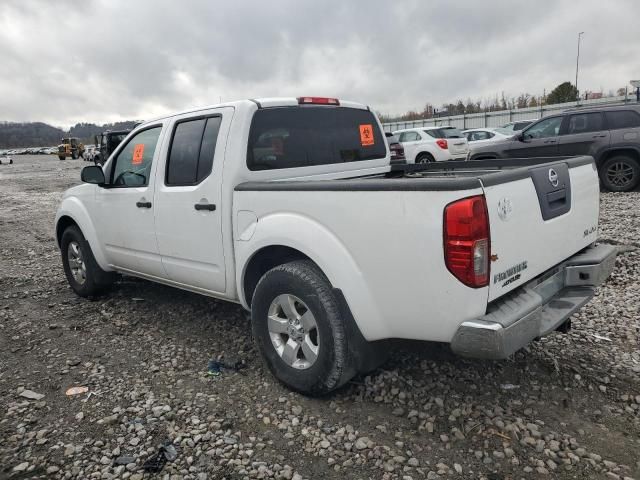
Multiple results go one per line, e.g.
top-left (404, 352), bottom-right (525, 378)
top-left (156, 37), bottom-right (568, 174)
top-left (548, 168), bottom-right (559, 187)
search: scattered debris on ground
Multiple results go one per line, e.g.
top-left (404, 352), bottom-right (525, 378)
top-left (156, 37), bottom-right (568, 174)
top-left (1, 156), bottom-right (639, 479)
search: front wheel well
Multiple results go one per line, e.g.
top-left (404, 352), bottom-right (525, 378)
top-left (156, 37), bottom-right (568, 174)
top-left (243, 246), bottom-right (314, 307)
top-left (56, 216), bottom-right (79, 247)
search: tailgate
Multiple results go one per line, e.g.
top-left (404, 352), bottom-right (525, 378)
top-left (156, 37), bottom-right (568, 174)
top-left (483, 159), bottom-right (600, 302)
top-left (448, 138), bottom-right (469, 156)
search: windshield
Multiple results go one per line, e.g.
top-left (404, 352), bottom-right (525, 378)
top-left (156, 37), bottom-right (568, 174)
top-left (247, 106), bottom-right (386, 170)
top-left (493, 128), bottom-right (513, 136)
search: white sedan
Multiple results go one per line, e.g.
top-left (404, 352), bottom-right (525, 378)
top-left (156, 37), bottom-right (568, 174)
top-left (462, 127), bottom-right (514, 153)
top-left (0, 153), bottom-right (13, 165)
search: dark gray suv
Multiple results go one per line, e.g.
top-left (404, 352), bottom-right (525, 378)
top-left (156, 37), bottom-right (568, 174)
top-left (469, 104), bottom-right (640, 191)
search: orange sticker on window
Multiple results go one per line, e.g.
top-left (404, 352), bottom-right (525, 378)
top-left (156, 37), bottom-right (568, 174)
top-left (132, 144), bottom-right (145, 165)
top-left (359, 124), bottom-right (374, 146)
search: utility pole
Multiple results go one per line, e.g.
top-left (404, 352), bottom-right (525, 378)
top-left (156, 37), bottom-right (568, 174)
top-left (575, 32), bottom-right (584, 100)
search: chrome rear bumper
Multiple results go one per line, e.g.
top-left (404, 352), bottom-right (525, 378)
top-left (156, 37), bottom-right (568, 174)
top-left (450, 243), bottom-right (616, 359)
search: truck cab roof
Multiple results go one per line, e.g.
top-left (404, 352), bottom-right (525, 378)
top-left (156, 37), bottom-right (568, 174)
top-left (139, 97), bottom-right (369, 128)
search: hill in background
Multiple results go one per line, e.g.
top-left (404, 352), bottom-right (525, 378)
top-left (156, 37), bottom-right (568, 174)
top-left (0, 120), bottom-right (139, 148)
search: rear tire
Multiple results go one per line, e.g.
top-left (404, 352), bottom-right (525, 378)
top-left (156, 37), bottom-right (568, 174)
top-left (61, 225), bottom-right (116, 297)
top-left (251, 260), bottom-right (355, 396)
top-left (58, 155), bottom-right (65, 161)
top-left (71, 151), bottom-right (78, 160)
top-left (416, 152), bottom-right (435, 164)
top-left (599, 155), bottom-right (640, 192)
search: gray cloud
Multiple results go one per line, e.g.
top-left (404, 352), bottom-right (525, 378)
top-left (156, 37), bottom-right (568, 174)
top-left (0, 0), bottom-right (638, 127)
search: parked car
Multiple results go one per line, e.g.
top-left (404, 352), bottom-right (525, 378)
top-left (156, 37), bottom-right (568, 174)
top-left (463, 127), bottom-right (514, 149)
top-left (0, 152), bottom-right (13, 164)
top-left (55, 96), bottom-right (615, 395)
top-left (393, 126), bottom-right (469, 163)
top-left (385, 132), bottom-right (406, 164)
top-left (501, 119), bottom-right (537, 132)
top-left (83, 146), bottom-right (97, 162)
top-left (469, 105), bottom-right (640, 191)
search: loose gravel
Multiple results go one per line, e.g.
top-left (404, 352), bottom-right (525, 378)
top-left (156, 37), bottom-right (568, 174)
top-left (1, 156), bottom-right (639, 480)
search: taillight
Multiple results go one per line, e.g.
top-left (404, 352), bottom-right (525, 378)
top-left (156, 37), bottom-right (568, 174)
top-left (436, 139), bottom-right (448, 149)
top-left (297, 97), bottom-right (340, 105)
top-left (443, 195), bottom-right (490, 288)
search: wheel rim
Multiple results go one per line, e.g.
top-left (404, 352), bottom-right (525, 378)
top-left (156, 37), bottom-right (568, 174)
top-left (606, 160), bottom-right (635, 188)
top-left (267, 294), bottom-right (319, 370)
top-left (67, 241), bottom-right (87, 285)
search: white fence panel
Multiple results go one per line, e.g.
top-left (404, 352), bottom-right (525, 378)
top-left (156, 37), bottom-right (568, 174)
top-left (382, 95), bottom-right (633, 132)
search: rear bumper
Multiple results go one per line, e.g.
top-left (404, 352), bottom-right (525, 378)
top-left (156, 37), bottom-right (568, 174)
top-left (450, 243), bottom-right (616, 359)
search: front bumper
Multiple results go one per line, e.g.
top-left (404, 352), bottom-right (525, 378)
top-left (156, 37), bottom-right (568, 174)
top-left (450, 243), bottom-right (617, 359)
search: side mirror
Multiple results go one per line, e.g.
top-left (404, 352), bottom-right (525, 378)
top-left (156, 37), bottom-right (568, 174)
top-left (81, 165), bottom-right (105, 185)
top-left (516, 132), bottom-right (525, 142)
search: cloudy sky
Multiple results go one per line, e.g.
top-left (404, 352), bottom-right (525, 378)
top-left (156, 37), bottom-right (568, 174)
top-left (1, 0), bottom-right (638, 128)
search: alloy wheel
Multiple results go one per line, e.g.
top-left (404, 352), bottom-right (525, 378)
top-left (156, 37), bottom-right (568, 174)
top-left (267, 294), bottom-right (319, 369)
top-left (67, 241), bottom-right (87, 285)
top-left (606, 160), bottom-right (635, 189)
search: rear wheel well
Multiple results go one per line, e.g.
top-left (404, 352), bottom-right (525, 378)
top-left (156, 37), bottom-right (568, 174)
top-left (56, 216), bottom-right (79, 246)
top-left (243, 246), bottom-right (313, 307)
top-left (598, 148), bottom-right (640, 167)
top-left (416, 152), bottom-right (435, 162)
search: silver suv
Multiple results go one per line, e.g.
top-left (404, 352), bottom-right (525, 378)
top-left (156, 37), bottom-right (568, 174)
top-left (470, 105), bottom-right (640, 192)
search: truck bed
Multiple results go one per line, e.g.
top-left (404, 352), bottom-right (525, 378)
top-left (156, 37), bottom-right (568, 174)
top-left (234, 155), bottom-right (599, 343)
top-left (236, 156), bottom-right (594, 191)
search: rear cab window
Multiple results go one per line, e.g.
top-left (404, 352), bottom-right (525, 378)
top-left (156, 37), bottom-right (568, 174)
top-left (247, 107), bottom-right (386, 170)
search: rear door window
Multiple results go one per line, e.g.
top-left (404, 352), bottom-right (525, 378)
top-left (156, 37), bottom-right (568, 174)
top-left (166, 116), bottom-right (222, 185)
top-left (605, 110), bottom-right (640, 129)
top-left (399, 131), bottom-right (420, 142)
top-left (247, 107), bottom-right (386, 170)
top-left (565, 113), bottom-right (605, 134)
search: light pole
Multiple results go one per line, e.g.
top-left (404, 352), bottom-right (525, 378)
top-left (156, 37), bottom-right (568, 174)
top-left (575, 32), bottom-right (584, 100)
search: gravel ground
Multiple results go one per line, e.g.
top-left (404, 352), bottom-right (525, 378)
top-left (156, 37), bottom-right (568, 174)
top-left (0, 155), bottom-right (638, 480)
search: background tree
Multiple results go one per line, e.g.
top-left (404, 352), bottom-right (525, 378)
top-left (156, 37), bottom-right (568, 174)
top-left (546, 82), bottom-right (579, 104)
top-left (516, 93), bottom-right (531, 108)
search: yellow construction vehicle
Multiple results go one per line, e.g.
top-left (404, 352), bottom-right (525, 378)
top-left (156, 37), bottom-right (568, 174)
top-left (57, 137), bottom-right (85, 160)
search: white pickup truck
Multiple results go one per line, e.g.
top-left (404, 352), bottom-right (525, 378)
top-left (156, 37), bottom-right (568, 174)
top-left (55, 97), bottom-right (616, 395)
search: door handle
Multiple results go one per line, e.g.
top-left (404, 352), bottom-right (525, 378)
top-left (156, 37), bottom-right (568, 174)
top-left (194, 203), bottom-right (216, 211)
top-left (544, 140), bottom-right (557, 144)
top-left (592, 134), bottom-right (607, 138)
top-left (136, 201), bottom-right (152, 208)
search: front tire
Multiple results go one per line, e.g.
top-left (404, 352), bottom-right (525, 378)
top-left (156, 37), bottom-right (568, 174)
top-left (61, 225), bottom-right (115, 297)
top-left (58, 155), bottom-right (65, 161)
top-left (599, 155), bottom-right (640, 192)
top-left (251, 260), bottom-right (355, 395)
